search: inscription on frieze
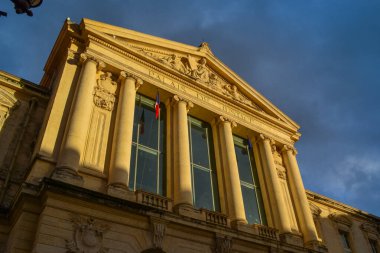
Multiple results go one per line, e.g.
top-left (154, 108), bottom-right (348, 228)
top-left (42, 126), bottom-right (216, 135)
top-left (147, 70), bottom-right (284, 139)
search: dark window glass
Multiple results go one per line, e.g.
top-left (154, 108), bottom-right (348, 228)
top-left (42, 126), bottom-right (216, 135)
top-left (234, 136), bottom-right (266, 225)
top-left (188, 116), bottom-right (220, 211)
top-left (370, 239), bottom-right (378, 253)
top-left (339, 230), bottom-right (351, 250)
top-left (129, 94), bottom-right (165, 195)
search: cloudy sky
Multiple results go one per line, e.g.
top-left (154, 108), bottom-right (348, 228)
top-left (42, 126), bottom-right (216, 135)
top-left (1, 0), bottom-right (379, 216)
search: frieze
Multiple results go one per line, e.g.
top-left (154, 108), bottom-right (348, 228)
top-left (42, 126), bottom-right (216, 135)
top-left (93, 72), bottom-right (117, 111)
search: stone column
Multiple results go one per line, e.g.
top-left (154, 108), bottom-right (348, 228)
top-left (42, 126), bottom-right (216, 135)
top-left (282, 145), bottom-right (320, 245)
top-left (257, 134), bottom-right (292, 233)
top-left (55, 54), bottom-right (105, 183)
top-left (172, 95), bottom-right (193, 207)
top-left (218, 116), bottom-right (247, 225)
top-left (108, 71), bottom-right (143, 189)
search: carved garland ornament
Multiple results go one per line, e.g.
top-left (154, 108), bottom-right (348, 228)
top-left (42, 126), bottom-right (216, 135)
top-left (134, 48), bottom-right (263, 112)
top-left (93, 72), bottom-right (117, 111)
top-left (66, 215), bottom-right (110, 253)
top-left (215, 235), bottom-right (232, 253)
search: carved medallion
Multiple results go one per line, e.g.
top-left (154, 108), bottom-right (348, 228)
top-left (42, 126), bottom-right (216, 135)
top-left (66, 215), bottom-right (110, 253)
top-left (93, 72), bottom-right (117, 111)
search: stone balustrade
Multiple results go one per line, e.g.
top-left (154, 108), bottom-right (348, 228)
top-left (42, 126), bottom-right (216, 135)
top-left (136, 190), bottom-right (173, 212)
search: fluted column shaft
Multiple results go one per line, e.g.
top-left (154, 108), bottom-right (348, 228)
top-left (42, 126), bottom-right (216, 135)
top-left (258, 135), bottom-right (292, 233)
top-left (218, 116), bottom-right (247, 224)
top-left (172, 95), bottom-right (193, 206)
top-left (282, 146), bottom-right (319, 243)
top-left (108, 72), bottom-right (143, 187)
top-left (58, 54), bottom-right (104, 172)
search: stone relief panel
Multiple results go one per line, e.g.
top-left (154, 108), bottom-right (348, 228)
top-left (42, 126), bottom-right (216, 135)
top-left (83, 72), bottom-right (116, 172)
top-left (83, 108), bottom-right (111, 172)
top-left (129, 46), bottom-right (263, 112)
top-left (66, 214), bottom-right (110, 253)
top-left (93, 72), bottom-right (117, 111)
top-left (215, 235), bottom-right (231, 253)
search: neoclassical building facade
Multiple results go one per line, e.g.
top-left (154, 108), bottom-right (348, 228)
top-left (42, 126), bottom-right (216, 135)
top-left (0, 18), bottom-right (379, 253)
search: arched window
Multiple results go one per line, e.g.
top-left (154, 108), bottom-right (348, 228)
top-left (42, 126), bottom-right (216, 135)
top-left (129, 94), bottom-right (165, 196)
top-left (188, 116), bottom-right (220, 211)
top-left (234, 135), bottom-right (266, 225)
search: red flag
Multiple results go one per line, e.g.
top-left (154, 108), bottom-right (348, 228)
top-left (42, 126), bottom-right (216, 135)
top-left (155, 92), bottom-right (160, 119)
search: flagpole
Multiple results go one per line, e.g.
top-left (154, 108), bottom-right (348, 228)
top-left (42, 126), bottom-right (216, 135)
top-left (156, 94), bottom-right (160, 194)
top-left (134, 96), bottom-right (142, 191)
top-left (134, 122), bottom-right (141, 191)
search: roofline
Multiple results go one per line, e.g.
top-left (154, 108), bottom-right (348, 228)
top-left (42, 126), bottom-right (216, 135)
top-left (0, 70), bottom-right (50, 98)
top-left (306, 189), bottom-right (380, 221)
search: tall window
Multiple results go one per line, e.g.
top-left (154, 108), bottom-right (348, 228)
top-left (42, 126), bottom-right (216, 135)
top-left (234, 136), bottom-right (266, 225)
top-left (370, 239), bottom-right (378, 253)
top-left (339, 230), bottom-right (352, 253)
top-left (129, 94), bottom-right (165, 195)
top-left (188, 116), bottom-right (220, 211)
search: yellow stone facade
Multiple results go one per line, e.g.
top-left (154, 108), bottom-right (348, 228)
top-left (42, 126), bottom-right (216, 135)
top-left (0, 18), bottom-right (378, 253)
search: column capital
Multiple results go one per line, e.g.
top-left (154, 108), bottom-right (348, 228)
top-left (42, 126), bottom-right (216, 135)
top-left (257, 133), bottom-right (274, 144)
top-left (79, 53), bottom-right (106, 70)
top-left (281, 145), bottom-right (298, 155)
top-left (172, 95), bottom-right (193, 111)
top-left (118, 71), bottom-right (143, 90)
top-left (216, 116), bottom-right (237, 128)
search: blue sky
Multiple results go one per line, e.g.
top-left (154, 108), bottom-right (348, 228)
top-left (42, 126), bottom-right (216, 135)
top-left (1, 0), bottom-right (379, 216)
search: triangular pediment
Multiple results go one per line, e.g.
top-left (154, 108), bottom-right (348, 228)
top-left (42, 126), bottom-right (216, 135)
top-left (81, 18), bottom-right (300, 132)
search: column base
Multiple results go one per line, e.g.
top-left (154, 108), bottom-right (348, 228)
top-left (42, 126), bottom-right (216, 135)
top-left (51, 166), bottom-right (84, 186)
top-left (230, 218), bottom-right (248, 229)
top-left (107, 184), bottom-right (135, 201)
top-left (305, 240), bottom-right (327, 252)
top-left (279, 232), bottom-right (303, 247)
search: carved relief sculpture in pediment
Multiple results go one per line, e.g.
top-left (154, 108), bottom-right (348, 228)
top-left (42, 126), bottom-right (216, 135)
top-left (93, 72), bottom-right (117, 111)
top-left (133, 47), bottom-right (263, 112)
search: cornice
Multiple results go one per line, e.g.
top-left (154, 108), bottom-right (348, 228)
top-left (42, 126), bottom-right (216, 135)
top-left (306, 190), bottom-right (380, 222)
top-left (0, 71), bottom-right (50, 99)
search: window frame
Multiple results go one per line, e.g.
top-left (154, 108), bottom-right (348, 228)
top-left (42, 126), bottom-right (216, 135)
top-left (233, 135), bottom-right (266, 225)
top-left (188, 116), bottom-right (220, 211)
top-left (129, 94), bottom-right (166, 195)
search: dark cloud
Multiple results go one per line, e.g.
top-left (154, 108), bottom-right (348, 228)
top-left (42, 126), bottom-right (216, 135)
top-left (1, 0), bottom-right (379, 215)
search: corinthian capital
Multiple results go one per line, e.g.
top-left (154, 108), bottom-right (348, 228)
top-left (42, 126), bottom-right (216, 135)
top-left (79, 53), bottom-right (106, 70)
top-left (172, 95), bottom-right (194, 111)
top-left (281, 145), bottom-right (298, 155)
top-left (216, 116), bottom-right (237, 128)
top-left (257, 133), bottom-right (275, 145)
top-left (119, 71), bottom-right (143, 90)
